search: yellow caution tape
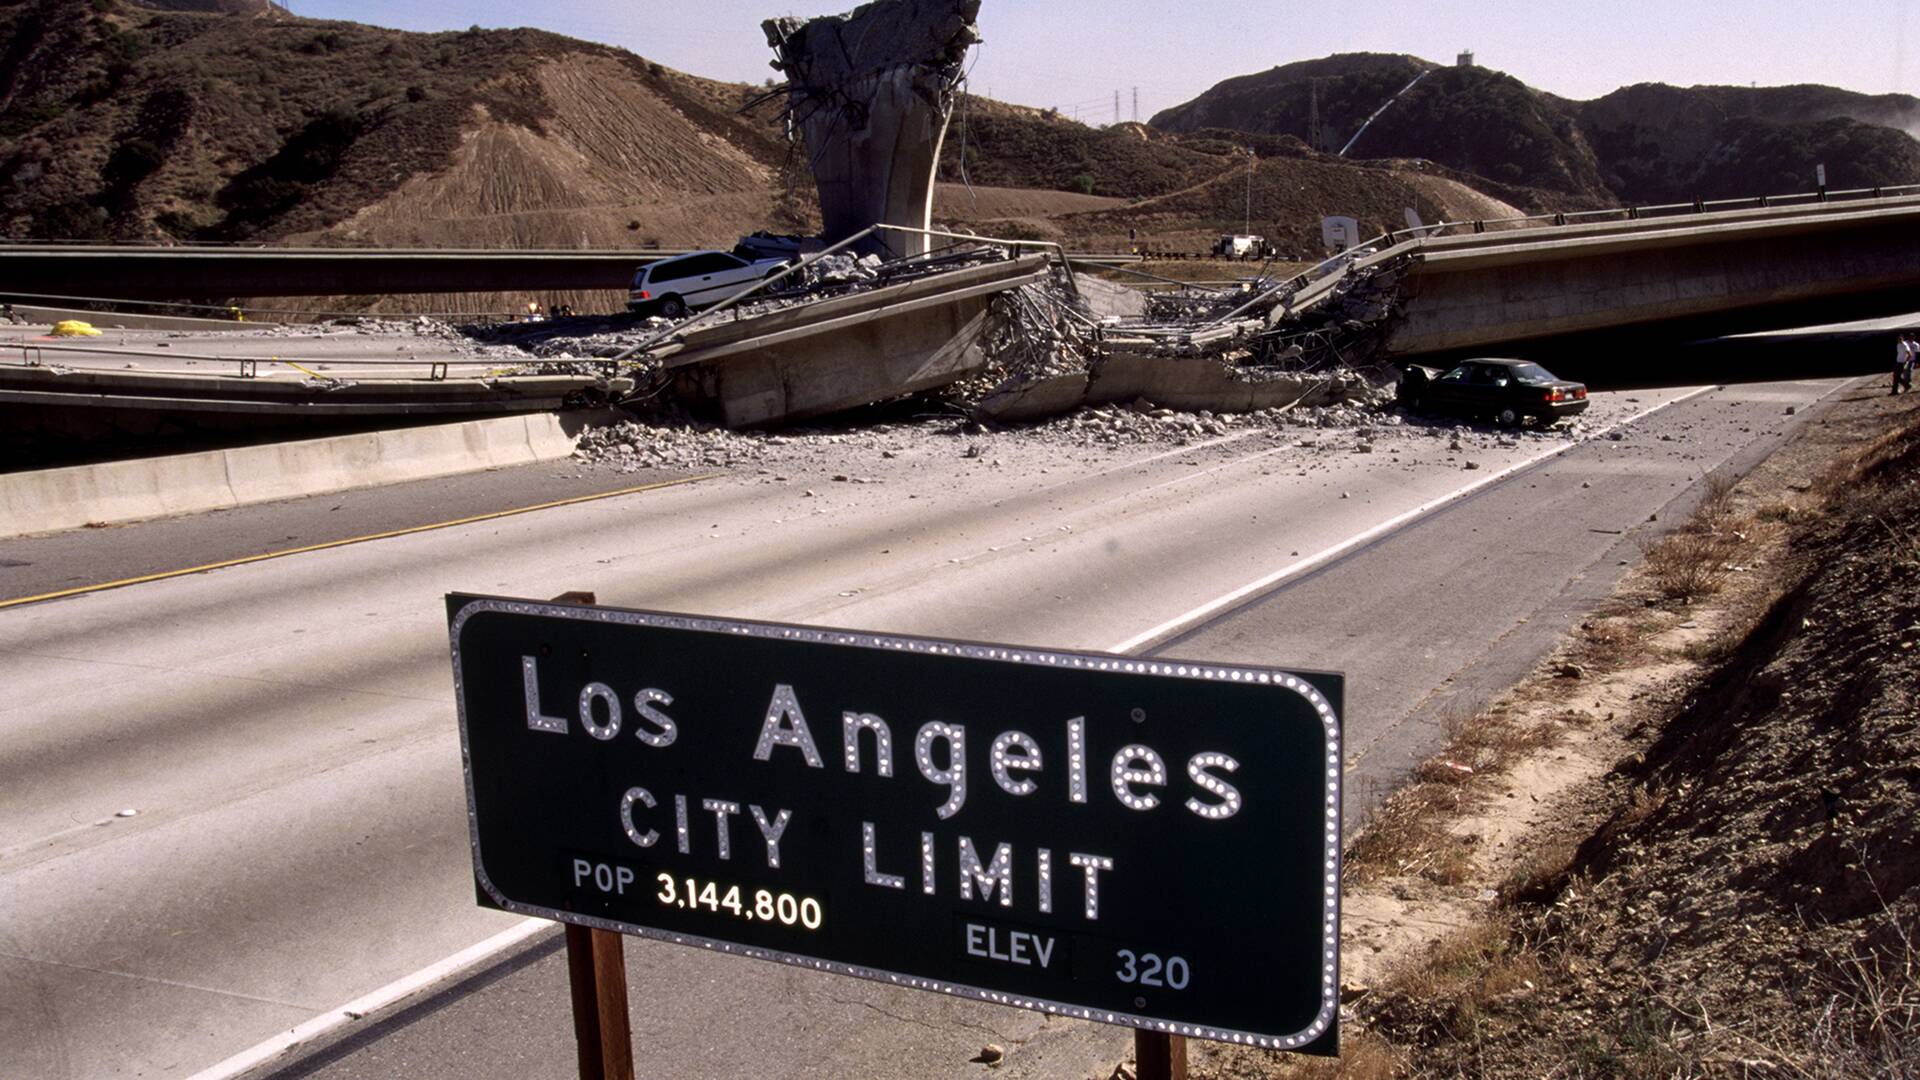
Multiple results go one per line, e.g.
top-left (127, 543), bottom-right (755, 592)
top-left (274, 357), bottom-right (332, 380)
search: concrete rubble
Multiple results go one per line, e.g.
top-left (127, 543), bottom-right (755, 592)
top-left (571, 389), bottom-right (1595, 479)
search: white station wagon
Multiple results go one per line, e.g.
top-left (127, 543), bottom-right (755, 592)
top-left (628, 249), bottom-right (791, 318)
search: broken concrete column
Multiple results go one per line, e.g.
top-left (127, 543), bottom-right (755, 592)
top-left (764, 0), bottom-right (980, 259)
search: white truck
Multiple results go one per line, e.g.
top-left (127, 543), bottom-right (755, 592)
top-left (1214, 234), bottom-right (1267, 259)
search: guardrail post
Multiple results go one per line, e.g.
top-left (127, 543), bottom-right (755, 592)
top-left (1472, 220), bottom-right (1485, 234)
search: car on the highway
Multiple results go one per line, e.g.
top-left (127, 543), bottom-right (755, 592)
top-left (628, 248), bottom-right (791, 318)
top-left (1398, 357), bottom-right (1589, 426)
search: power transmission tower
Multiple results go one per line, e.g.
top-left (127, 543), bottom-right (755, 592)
top-left (1114, 90), bottom-right (1120, 126)
top-left (1132, 86), bottom-right (1139, 123)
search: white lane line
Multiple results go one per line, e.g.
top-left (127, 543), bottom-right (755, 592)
top-left (185, 918), bottom-right (550, 1080)
top-left (191, 386), bottom-right (1717, 1080)
top-left (1104, 386), bottom-right (1720, 654)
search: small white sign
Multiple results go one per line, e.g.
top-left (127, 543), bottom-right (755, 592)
top-left (1321, 216), bottom-right (1361, 251)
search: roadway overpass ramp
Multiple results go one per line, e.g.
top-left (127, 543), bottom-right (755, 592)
top-left (1374, 195), bottom-right (1920, 357)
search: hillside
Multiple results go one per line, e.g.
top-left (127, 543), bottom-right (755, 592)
top-left (0, 0), bottom-right (799, 247)
top-left (1579, 82), bottom-right (1920, 202)
top-left (1031, 152), bottom-right (1524, 255)
top-left (1151, 53), bottom-right (1612, 199)
top-left (1154, 54), bottom-right (1920, 205)
top-left (932, 99), bottom-right (1537, 252)
top-left (941, 106), bottom-right (1224, 199)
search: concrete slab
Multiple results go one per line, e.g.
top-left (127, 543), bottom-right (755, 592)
top-left (974, 358), bottom-right (1339, 424)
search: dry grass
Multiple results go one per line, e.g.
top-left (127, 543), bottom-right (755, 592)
top-left (1877, 516), bottom-right (1920, 571)
top-left (1497, 840), bottom-right (1579, 906)
top-left (1756, 498), bottom-right (1815, 526)
top-left (1345, 707), bottom-right (1561, 886)
top-left (1642, 529), bottom-right (1739, 600)
top-left (1805, 897), bottom-right (1920, 1080)
top-left (1570, 615), bottom-right (1647, 671)
top-left (1640, 473), bottom-right (1754, 602)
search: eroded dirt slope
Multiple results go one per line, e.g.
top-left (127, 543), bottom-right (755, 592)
top-left (298, 55), bottom-right (790, 250)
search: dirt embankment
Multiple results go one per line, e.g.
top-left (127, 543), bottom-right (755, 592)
top-left (297, 54), bottom-right (787, 251)
top-left (1192, 387), bottom-right (1920, 1079)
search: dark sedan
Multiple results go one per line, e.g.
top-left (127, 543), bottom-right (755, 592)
top-left (1398, 358), bottom-right (1590, 426)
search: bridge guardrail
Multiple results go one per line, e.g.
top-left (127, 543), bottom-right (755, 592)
top-left (1380, 182), bottom-right (1920, 246)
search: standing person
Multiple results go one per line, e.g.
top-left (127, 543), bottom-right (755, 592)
top-left (1896, 334), bottom-right (1914, 395)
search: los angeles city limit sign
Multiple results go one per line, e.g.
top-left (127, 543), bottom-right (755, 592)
top-left (449, 595), bottom-right (1344, 1051)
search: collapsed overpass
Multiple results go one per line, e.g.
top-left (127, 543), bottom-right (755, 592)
top-left (1323, 192), bottom-right (1920, 358)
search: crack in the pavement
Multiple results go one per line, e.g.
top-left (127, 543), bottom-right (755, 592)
top-left (0, 948), bottom-right (314, 1011)
top-left (824, 991), bottom-right (1011, 1041)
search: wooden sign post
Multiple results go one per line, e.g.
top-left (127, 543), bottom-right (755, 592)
top-left (549, 593), bottom-right (637, 1080)
top-left (565, 924), bottom-right (635, 1080)
top-left (1137, 1030), bottom-right (1188, 1080)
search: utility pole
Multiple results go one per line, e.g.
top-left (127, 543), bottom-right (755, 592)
top-left (1115, 90), bottom-right (1121, 126)
top-left (1308, 79), bottom-right (1323, 152)
top-left (1245, 146), bottom-right (1255, 235)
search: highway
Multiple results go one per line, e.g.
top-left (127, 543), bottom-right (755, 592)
top-left (0, 378), bottom-right (1848, 1079)
top-left (0, 325), bottom-right (513, 381)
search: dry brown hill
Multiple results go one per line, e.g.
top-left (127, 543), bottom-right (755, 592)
top-left (1154, 53), bottom-right (1920, 205)
top-left (0, 0), bottom-right (804, 248)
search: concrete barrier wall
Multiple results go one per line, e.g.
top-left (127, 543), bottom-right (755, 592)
top-left (0, 412), bottom-right (585, 538)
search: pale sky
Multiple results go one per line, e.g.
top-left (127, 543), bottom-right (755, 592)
top-left (286, 1), bottom-right (1918, 122)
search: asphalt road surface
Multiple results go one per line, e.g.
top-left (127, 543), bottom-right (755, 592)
top-left (0, 379), bottom-right (1850, 1079)
top-left (0, 324), bottom-right (509, 382)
